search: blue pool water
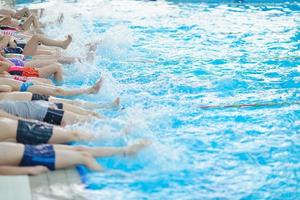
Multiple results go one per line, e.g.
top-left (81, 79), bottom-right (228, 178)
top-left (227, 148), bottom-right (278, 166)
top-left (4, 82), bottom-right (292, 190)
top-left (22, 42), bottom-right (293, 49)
top-left (16, 0), bottom-right (300, 199)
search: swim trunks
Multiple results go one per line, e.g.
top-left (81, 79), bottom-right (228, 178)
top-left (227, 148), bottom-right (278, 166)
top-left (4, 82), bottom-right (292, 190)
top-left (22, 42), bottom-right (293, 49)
top-left (0, 25), bottom-right (17, 30)
top-left (20, 82), bottom-right (33, 92)
top-left (16, 42), bottom-right (26, 49)
top-left (13, 75), bottom-right (28, 82)
top-left (19, 144), bottom-right (56, 171)
top-left (8, 66), bottom-right (39, 77)
top-left (4, 47), bottom-right (23, 54)
top-left (16, 120), bottom-right (53, 145)
top-left (22, 67), bottom-right (39, 77)
top-left (3, 53), bottom-right (24, 60)
top-left (31, 94), bottom-right (50, 101)
top-left (0, 29), bottom-right (16, 36)
top-left (31, 95), bottom-right (64, 109)
top-left (8, 58), bottom-right (25, 66)
top-left (43, 108), bottom-right (64, 125)
top-left (0, 101), bottom-right (48, 121)
top-left (7, 66), bottom-right (23, 76)
top-left (54, 103), bottom-right (63, 109)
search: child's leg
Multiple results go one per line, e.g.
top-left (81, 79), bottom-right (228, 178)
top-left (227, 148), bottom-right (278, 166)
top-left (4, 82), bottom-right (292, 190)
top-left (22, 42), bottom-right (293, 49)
top-left (28, 77), bottom-right (103, 96)
top-left (20, 15), bottom-right (35, 31)
top-left (37, 63), bottom-right (63, 81)
top-left (49, 97), bottom-right (94, 107)
top-left (0, 15), bottom-right (19, 27)
top-left (29, 85), bottom-right (91, 97)
top-left (57, 56), bottom-right (78, 64)
top-left (23, 34), bottom-right (72, 56)
top-left (54, 147), bottom-right (103, 171)
top-left (61, 103), bottom-right (103, 118)
top-left (15, 7), bottom-right (31, 19)
top-left (48, 127), bottom-right (92, 143)
top-left (0, 61), bottom-right (12, 73)
top-left (61, 110), bottom-right (95, 124)
top-left (25, 59), bottom-right (58, 68)
top-left (55, 140), bottom-right (150, 157)
top-left (28, 77), bottom-right (53, 85)
top-left (33, 49), bottom-right (57, 56)
top-left (48, 96), bottom-right (119, 109)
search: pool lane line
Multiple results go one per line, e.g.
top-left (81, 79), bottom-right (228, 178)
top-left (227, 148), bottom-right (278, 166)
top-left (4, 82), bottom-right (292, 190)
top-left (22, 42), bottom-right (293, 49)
top-left (198, 101), bottom-right (300, 109)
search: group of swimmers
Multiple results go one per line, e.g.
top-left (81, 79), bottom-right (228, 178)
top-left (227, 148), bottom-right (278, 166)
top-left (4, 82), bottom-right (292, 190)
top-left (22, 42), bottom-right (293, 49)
top-left (0, 7), bottom-right (149, 175)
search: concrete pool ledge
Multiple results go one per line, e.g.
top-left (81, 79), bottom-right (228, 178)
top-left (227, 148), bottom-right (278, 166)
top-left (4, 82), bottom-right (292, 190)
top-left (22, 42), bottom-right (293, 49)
top-left (0, 168), bottom-right (81, 200)
top-left (0, 175), bottom-right (31, 200)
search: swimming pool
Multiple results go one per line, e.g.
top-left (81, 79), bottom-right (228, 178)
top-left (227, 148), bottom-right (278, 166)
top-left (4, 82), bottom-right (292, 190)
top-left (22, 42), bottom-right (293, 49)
top-left (16, 0), bottom-right (300, 199)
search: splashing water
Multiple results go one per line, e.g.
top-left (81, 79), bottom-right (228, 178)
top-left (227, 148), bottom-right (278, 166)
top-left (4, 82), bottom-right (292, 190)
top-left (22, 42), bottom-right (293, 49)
top-left (17, 0), bottom-right (300, 199)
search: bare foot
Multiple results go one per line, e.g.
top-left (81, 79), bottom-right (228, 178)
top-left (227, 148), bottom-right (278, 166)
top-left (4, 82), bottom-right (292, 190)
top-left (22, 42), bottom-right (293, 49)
top-left (124, 139), bottom-right (151, 156)
top-left (89, 77), bottom-right (104, 94)
top-left (57, 13), bottom-right (64, 24)
top-left (112, 97), bottom-right (121, 108)
top-left (84, 154), bottom-right (104, 171)
top-left (91, 112), bottom-right (104, 119)
top-left (62, 35), bottom-right (72, 49)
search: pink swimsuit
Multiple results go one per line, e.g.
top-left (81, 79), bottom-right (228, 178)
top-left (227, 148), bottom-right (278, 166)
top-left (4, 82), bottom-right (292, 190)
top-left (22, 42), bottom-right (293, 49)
top-left (13, 75), bottom-right (28, 82)
top-left (7, 66), bottom-right (24, 76)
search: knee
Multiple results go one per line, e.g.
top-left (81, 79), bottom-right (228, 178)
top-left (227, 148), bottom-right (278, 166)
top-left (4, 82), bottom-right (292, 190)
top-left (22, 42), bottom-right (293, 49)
top-left (31, 34), bottom-right (42, 41)
top-left (54, 63), bottom-right (63, 72)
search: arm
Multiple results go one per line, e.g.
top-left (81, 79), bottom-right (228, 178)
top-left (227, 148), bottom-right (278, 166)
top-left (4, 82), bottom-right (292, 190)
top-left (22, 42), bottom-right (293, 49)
top-left (0, 165), bottom-right (48, 175)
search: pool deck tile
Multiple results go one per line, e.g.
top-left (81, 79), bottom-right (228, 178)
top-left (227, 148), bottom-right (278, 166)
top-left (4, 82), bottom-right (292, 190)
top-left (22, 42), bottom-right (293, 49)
top-left (30, 168), bottom-right (82, 200)
top-left (0, 168), bottom-right (81, 200)
top-left (0, 175), bottom-right (32, 200)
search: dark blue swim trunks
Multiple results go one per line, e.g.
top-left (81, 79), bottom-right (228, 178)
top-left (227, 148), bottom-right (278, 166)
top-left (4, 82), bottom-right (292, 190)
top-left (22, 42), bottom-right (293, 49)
top-left (44, 108), bottom-right (64, 125)
top-left (16, 120), bottom-right (53, 145)
top-left (4, 47), bottom-right (23, 54)
top-left (19, 144), bottom-right (56, 171)
top-left (31, 94), bottom-right (50, 101)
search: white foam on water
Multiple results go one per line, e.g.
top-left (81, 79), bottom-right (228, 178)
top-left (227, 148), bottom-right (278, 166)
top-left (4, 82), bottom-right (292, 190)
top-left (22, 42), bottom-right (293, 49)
top-left (18, 0), bottom-right (299, 199)
top-left (97, 25), bottom-right (135, 60)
